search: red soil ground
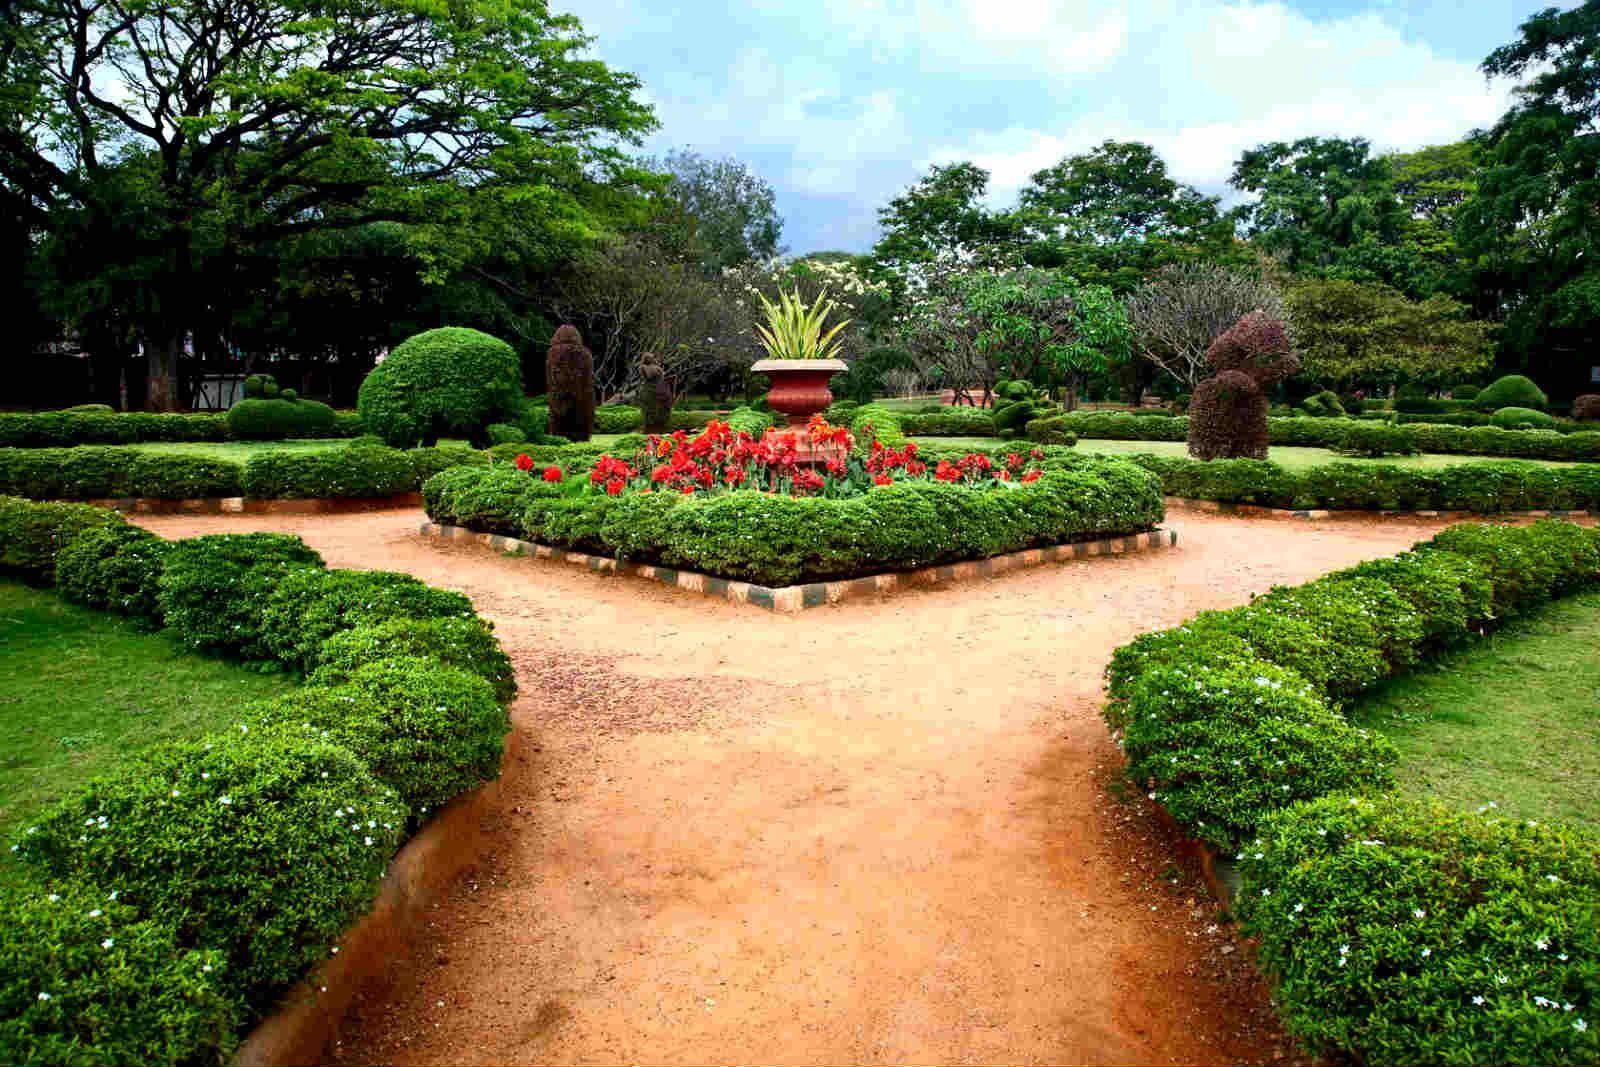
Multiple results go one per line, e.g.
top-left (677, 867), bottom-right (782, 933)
top-left (135, 505), bottom-right (1459, 1066)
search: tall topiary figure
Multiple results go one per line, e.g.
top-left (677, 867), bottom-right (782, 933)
top-left (357, 327), bottom-right (523, 448)
top-left (636, 351), bottom-right (673, 434)
top-left (1187, 310), bottom-right (1300, 460)
top-left (546, 325), bottom-right (595, 442)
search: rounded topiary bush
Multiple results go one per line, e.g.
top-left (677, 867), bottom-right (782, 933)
top-left (1474, 374), bottom-right (1548, 412)
top-left (224, 398), bottom-right (336, 440)
top-left (0, 879), bottom-right (236, 1066)
top-left (249, 657), bottom-right (508, 820)
top-left (1451, 383), bottom-right (1481, 402)
top-left (157, 533), bottom-right (324, 658)
top-left (358, 328), bottom-right (524, 448)
top-left (13, 729), bottom-right (405, 1014)
top-left (308, 616), bottom-right (516, 703)
top-left (1491, 406), bottom-right (1558, 430)
top-left (54, 523), bottom-right (170, 629)
top-left (1237, 794), bottom-right (1599, 1067)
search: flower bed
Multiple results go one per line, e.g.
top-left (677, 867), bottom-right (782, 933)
top-left (425, 419), bottom-right (1164, 587)
top-left (0, 496), bottom-right (513, 1064)
top-left (1104, 519), bottom-right (1600, 1065)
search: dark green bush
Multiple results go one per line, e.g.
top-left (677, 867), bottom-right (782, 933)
top-left (224, 398), bottom-right (336, 440)
top-left (13, 729), bottom-right (404, 1014)
top-left (0, 497), bottom-right (125, 584)
top-left (0, 412), bottom-right (228, 448)
top-left (1238, 794), bottom-right (1600, 1067)
top-left (357, 327), bottom-right (524, 448)
top-left (241, 443), bottom-right (417, 499)
top-left (54, 524), bottom-right (169, 629)
top-left (901, 407), bottom-right (996, 436)
top-left (0, 448), bottom-right (245, 500)
top-left (157, 533), bottom-right (324, 658)
top-left (0, 879), bottom-right (235, 1067)
top-left (406, 444), bottom-right (488, 485)
top-left (249, 657), bottom-right (507, 819)
top-left (485, 423), bottom-right (525, 446)
top-left (438, 464), bottom-right (554, 537)
top-left (725, 406), bottom-right (774, 437)
top-left (594, 405), bottom-right (644, 434)
top-left (1253, 575), bottom-right (1427, 675)
top-left (1491, 405), bottom-right (1558, 430)
top-left (1023, 414), bottom-right (1080, 446)
top-left (1427, 521), bottom-right (1600, 616)
top-left (1475, 374), bottom-right (1548, 412)
top-left (1451, 383), bottom-right (1480, 402)
top-left (1335, 421), bottom-right (1419, 458)
top-left (1336, 549), bottom-right (1493, 646)
top-left (308, 617), bottom-right (515, 703)
top-left (848, 404), bottom-right (906, 447)
top-left (1118, 656), bottom-right (1396, 850)
top-left (256, 567), bottom-right (475, 674)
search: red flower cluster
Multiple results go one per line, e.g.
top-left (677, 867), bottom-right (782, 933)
top-left (589, 455), bottom-right (634, 496)
top-left (807, 414), bottom-right (855, 450)
top-left (865, 440), bottom-right (927, 479)
top-left (542, 465), bottom-right (563, 482)
top-left (514, 453), bottom-right (534, 472)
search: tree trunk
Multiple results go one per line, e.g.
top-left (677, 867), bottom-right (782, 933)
top-left (145, 335), bottom-right (182, 412)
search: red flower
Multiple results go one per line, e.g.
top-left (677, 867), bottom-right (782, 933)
top-left (825, 457), bottom-right (846, 477)
top-left (678, 484), bottom-right (696, 495)
top-left (724, 466), bottom-right (746, 486)
top-left (514, 453), bottom-right (534, 472)
top-left (542, 465), bottom-right (563, 482)
top-left (1006, 453), bottom-right (1025, 470)
top-left (1021, 469), bottom-right (1042, 483)
top-left (873, 473), bottom-right (893, 486)
top-left (934, 460), bottom-right (960, 483)
top-left (605, 479), bottom-right (624, 496)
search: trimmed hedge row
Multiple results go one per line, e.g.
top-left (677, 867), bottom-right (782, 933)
top-left (592, 405), bottom-right (735, 435)
top-left (899, 407), bottom-right (997, 436)
top-left (0, 443), bottom-right (489, 501)
top-left (0, 499), bottom-right (515, 1062)
top-left (0, 409), bottom-right (365, 447)
top-left (426, 452), bottom-right (1164, 586)
top-left (1026, 411), bottom-right (1600, 460)
top-left (1129, 454), bottom-right (1600, 513)
top-left (1105, 520), bottom-right (1600, 1065)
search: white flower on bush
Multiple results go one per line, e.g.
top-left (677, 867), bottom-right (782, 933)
top-left (36, 992), bottom-right (50, 1002)
top-left (101, 938), bottom-right (113, 950)
top-left (1412, 908), bottom-right (1426, 919)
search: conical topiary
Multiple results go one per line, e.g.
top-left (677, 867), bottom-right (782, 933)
top-left (545, 325), bottom-right (595, 442)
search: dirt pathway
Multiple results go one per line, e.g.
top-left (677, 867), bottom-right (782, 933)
top-left (136, 505), bottom-right (1454, 1066)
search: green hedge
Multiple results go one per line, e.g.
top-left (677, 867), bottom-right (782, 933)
top-left (157, 533), bottom-right (326, 659)
top-left (224, 398), bottom-right (336, 440)
top-left (1106, 519), bottom-right (1600, 1064)
top-left (357, 327), bottom-right (524, 448)
top-left (256, 567), bottom-right (476, 674)
top-left (309, 617), bottom-right (515, 704)
top-left (240, 443), bottom-right (418, 499)
top-left (429, 453), bottom-right (1164, 586)
top-left (54, 524), bottom-right (170, 629)
top-left (0, 497), bottom-right (126, 585)
top-left (0, 409), bottom-right (365, 447)
top-left (1474, 373), bottom-right (1548, 411)
top-left (900, 407), bottom-right (996, 436)
top-left (594, 404), bottom-right (643, 433)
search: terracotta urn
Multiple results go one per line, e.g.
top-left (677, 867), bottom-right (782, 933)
top-left (751, 357), bottom-right (849, 465)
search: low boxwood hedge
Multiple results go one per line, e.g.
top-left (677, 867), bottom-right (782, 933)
top-left (1106, 519), bottom-right (1600, 1065)
top-left (54, 524), bottom-right (170, 629)
top-left (257, 567), bottom-right (476, 674)
top-left (309, 617), bottom-right (516, 704)
top-left (157, 533), bottom-right (326, 659)
top-left (0, 409), bottom-right (365, 447)
top-left (429, 452), bottom-right (1164, 586)
top-left (240, 443), bottom-right (418, 499)
top-left (0, 497), bottom-right (126, 585)
top-left (900, 407), bottom-right (996, 436)
top-left (224, 398), bottom-right (337, 440)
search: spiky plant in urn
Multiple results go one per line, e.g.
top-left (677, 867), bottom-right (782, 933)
top-left (750, 288), bottom-right (850, 464)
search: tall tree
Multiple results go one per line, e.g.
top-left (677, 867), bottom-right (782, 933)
top-left (871, 162), bottom-right (1015, 278)
top-left (1386, 141), bottom-right (1480, 299)
top-left (1013, 140), bottom-right (1239, 291)
top-left (3, 0), bottom-right (655, 407)
top-left (656, 149), bottom-right (784, 276)
top-left (1285, 277), bottom-right (1493, 389)
top-left (1123, 262), bottom-right (1287, 389)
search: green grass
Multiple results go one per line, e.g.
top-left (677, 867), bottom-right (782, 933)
top-left (904, 434), bottom-right (1577, 470)
top-left (125, 438), bottom-right (348, 460)
top-left (1351, 589), bottom-right (1600, 836)
top-left (0, 583), bottom-right (293, 843)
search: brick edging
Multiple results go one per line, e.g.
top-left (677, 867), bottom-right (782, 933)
top-left (80, 492), bottom-right (422, 515)
top-left (419, 523), bottom-right (1178, 613)
top-left (1168, 496), bottom-right (1597, 522)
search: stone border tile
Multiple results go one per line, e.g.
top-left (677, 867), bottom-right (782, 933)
top-left (418, 522), bottom-right (1178, 614)
top-left (1166, 496), bottom-right (1596, 522)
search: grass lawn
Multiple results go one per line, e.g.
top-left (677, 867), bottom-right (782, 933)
top-left (125, 438), bottom-right (348, 460)
top-left (907, 434), bottom-right (1577, 470)
top-left (0, 582), bottom-right (293, 845)
top-left (1351, 589), bottom-right (1600, 836)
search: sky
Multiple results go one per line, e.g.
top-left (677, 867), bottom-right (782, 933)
top-left (565, 1), bottom-right (1558, 255)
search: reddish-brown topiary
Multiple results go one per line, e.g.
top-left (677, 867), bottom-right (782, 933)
top-left (1573, 394), bottom-right (1600, 421)
top-left (637, 351), bottom-right (673, 434)
top-left (1187, 310), bottom-right (1299, 460)
top-left (545, 324), bottom-right (595, 442)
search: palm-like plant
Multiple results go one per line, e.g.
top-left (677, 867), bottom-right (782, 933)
top-left (752, 288), bottom-right (851, 361)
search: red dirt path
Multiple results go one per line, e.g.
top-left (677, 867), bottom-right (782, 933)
top-left (135, 505), bottom-right (1457, 1066)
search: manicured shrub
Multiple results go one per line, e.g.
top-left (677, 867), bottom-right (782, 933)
top-left (0, 879), bottom-right (235, 1067)
top-left (725, 406), bottom-right (774, 437)
top-left (358, 327), bottom-right (524, 448)
top-left (309, 616), bottom-right (515, 704)
top-left (224, 398), bottom-right (337, 440)
top-left (900, 407), bottom-right (996, 435)
top-left (1574, 394), bottom-right (1600, 421)
top-left (54, 523), bottom-right (170, 629)
top-left (1299, 389), bottom-right (1346, 418)
top-left (242, 373), bottom-right (276, 399)
top-left (849, 403), bottom-right (905, 447)
top-left (1491, 405), bottom-right (1558, 430)
top-left (241, 443), bottom-right (417, 499)
top-left (0, 497), bottom-right (125, 584)
top-left (157, 533), bottom-right (324, 658)
top-left (13, 729), bottom-right (405, 1014)
top-left (1334, 421), bottom-right (1419, 458)
top-left (1475, 374), bottom-right (1548, 411)
top-left (249, 658), bottom-right (507, 820)
top-left (406, 444), bottom-right (487, 485)
top-left (1253, 575), bottom-right (1427, 675)
top-left (256, 567), bottom-right (475, 674)
top-left (1188, 311), bottom-right (1300, 460)
top-left (1118, 656), bottom-right (1396, 850)
top-left (1023, 414), bottom-right (1080, 446)
top-left (1426, 521), bottom-right (1600, 617)
top-left (485, 423), bottom-right (525, 446)
top-left (435, 463), bottom-right (553, 536)
top-left (1336, 549), bottom-right (1493, 646)
top-left (1451, 383), bottom-right (1480, 401)
top-left (545, 324), bottom-right (596, 442)
top-left (593, 404), bottom-right (643, 434)
top-left (1237, 794), bottom-right (1600, 1067)
top-left (0, 412), bottom-right (229, 448)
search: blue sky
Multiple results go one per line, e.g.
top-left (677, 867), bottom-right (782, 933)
top-left (567, 1), bottom-right (1556, 255)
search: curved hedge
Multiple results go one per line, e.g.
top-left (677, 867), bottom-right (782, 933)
top-left (224, 398), bottom-right (336, 440)
top-left (1474, 374), bottom-right (1548, 411)
top-left (428, 452), bottom-right (1164, 586)
top-left (1106, 519), bottom-right (1600, 1064)
top-left (358, 327), bottom-right (524, 448)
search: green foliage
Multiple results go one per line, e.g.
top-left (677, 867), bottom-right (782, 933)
top-left (1334, 421), bottom-right (1420, 458)
top-left (1285, 278), bottom-right (1492, 386)
top-left (1491, 406), bottom-right (1558, 430)
top-left (899, 407), bottom-right (996, 436)
top-left (240, 443), bottom-right (418, 499)
top-left (594, 405), bottom-right (645, 433)
top-left (752, 288), bottom-right (851, 361)
top-left (1238, 794), bottom-right (1600, 1067)
top-left (249, 658), bottom-right (506, 819)
top-left (223, 399), bottom-right (336, 441)
top-left (12, 730), bottom-right (404, 1015)
top-left (724, 407), bottom-right (775, 437)
top-left (358, 328), bottom-right (525, 448)
top-left (1475, 375), bottom-right (1548, 412)
top-left (54, 524), bottom-right (169, 629)
top-left (257, 568), bottom-right (475, 675)
top-left (0, 413), bottom-right (229, 448)
top-left (157, 534), bottom-right (324, 658)
top-left (656, 149), bottom-right (784, 276)
top-left (1452, 384), bottom-right (1481, 402)
top-left (0, 498), bottom-right (125, 585)
top-left (1297, 390), bottom-right (1345, 417)
top-left (961, 269), bottom-right (1132, 388)
top-left (309, 617), bottom-right (515, 704)
top-left (1426, 521), bottom-right (1600, 618)
top-left (0, 879), bottom-right (235, 1067)
top-left (485, 423), bottom-right (526, 446)
top-left (848, 403), bottom-right (907, 448)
